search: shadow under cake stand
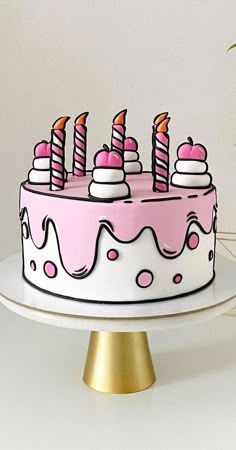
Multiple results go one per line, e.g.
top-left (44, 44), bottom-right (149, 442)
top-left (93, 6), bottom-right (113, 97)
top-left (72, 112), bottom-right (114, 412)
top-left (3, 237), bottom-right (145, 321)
top-left (0, 254), bottom-right (235, 394)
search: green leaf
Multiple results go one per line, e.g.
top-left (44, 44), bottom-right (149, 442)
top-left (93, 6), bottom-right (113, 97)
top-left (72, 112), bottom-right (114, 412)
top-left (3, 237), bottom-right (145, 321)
top-left (227, 43), bottom-right (236, 52)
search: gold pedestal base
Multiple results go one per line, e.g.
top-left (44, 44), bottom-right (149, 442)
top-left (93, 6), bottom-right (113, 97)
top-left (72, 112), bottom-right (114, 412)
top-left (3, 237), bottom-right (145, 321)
top-left (83, 331), bottom-right (156, 394)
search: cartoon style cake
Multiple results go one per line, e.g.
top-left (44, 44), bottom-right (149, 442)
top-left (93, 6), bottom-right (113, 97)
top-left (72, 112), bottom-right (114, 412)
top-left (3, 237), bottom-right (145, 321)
top-left (19, 110), bottom-right (217, 303)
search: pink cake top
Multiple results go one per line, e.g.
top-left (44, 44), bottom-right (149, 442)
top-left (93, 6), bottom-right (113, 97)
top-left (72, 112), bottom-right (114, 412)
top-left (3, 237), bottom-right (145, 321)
top-left (20, 173), bottom-right (217, 277)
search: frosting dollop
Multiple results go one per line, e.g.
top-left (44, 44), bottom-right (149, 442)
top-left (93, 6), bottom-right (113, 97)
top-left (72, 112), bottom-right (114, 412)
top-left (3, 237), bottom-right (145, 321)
top-left (28, 140), bottom-right (67, 185)
top-left (171, 137), bottom-right (212, 188)
top-left (124, 137), bottom-right (142, 174)
top-left (28, 141), bottom-right (51, 184)
top-left (89, 145), bottom-right (131, 200)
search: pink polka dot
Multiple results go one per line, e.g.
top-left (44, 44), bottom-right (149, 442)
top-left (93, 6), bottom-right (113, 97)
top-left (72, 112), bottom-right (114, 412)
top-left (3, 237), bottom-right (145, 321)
top-left (136, 270), bottom-right (153, 288)
top-left (107, 249), bottom-right (119, 261)
top-left (173, 273), bottom-right (182, 284)
top-left (30, 260), bottom-right (36, 271)
top-left (44, 261), bottom-right (57, 278)
top-left (187, 232), bottom-right (199, 250)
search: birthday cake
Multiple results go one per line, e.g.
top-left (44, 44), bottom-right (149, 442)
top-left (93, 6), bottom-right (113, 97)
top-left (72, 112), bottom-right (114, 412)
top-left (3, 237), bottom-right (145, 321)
top-left (19, 110), bottom-right (217, 303)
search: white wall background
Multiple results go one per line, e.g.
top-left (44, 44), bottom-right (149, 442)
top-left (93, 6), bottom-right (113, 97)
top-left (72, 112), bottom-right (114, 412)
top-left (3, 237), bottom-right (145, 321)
top-left (1, 0), bottom-right (236, 259)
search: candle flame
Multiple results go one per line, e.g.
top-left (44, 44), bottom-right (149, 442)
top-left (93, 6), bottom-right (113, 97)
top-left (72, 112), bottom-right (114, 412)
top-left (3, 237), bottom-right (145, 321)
top-left (75, 112), bottom-right (89, 125)
top-left (156, 117), bottom-right (170, 133)
top-left (113, 109), bottom-right (127, 125)
top-left (153, 112), bottom-right (168, 126)
top-left (52, 116), bottom-right (70, 130)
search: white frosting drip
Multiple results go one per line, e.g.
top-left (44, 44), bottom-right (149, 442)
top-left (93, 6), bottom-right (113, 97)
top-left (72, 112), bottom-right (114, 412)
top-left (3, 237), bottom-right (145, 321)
top-left (89, 181), bottom-right (130, 199)
top-left (124, 161), bottom-right (142, 174)
top-left (33, 157), bottom-right (50, 170)
top-left (175, 160), bottom-right (207, 174)
top-left (124, 151), bottom-right (139, 162)
top-left (171, 173), bottom-right (212, 188)
top-left (93, 168), bottom-right (125, 183)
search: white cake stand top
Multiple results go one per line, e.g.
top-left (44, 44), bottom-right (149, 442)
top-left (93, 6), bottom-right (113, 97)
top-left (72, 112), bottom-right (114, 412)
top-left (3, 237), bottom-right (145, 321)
top-left (0, 254), bottom-right (235, 332)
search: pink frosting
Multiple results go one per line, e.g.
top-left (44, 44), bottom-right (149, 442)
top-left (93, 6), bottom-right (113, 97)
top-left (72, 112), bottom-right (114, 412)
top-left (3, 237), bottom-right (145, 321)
top-left (34, 141), bottom-right (51, 157)
top-left (124, 137), bottom-right (138, 151)
top-left (95, 149), bottom-right (123, 168)
top-left (20, 173), bottom-right (216, 276)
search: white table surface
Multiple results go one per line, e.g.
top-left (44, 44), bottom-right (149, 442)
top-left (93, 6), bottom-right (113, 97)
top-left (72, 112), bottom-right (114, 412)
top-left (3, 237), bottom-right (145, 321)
top-left (0, 300), bottom-right (236, 450)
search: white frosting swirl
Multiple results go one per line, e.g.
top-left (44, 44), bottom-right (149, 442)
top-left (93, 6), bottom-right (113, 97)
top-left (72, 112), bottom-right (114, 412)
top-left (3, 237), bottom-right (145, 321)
top-left (172, 154), bottom-right (212, 188)
top-left (93, 168), bottom-right (125, 183)
top-left (28, 169), bottom-right (50, 184)
top-left (89, 181), bottom-right (130, 199)
top-left (33, 157), bottom-right (50, 170)
top-left (124, 151), bottom-right (139, 162)
top-left (124, 161), bottom-right (142, 174)
top-left (175, 160), bottom-right (207, 174)
top-left (171, 173), bottom-right (212, 188)
top-left (28, 156), bottom-right (50, 184)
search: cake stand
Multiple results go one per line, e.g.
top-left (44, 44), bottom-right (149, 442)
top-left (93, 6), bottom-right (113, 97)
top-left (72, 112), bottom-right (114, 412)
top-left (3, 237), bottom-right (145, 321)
top-left (0, 253), bottom-right (236, 394)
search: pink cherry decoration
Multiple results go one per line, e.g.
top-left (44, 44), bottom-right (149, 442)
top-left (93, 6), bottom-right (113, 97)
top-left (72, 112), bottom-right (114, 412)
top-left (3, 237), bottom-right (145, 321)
top-left (95, 146), bottom-right (123, 168)
top-left (124, 137), bottom-right (138, 151)
top-left (34, 140), bottom-right (51, 157)
top-left (177, 137), bottom-right (207, 161)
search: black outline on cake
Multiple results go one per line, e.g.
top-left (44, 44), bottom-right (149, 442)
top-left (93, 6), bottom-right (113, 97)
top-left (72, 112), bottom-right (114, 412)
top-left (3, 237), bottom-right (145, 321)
top-left (30, 260), bottom-right (36, 271)
top-left (22, 222), bottom-right (29, 239)
top-left (20, 195), bottom-right (217, 287)
top-left (20, 206), bottom-right (217, 304)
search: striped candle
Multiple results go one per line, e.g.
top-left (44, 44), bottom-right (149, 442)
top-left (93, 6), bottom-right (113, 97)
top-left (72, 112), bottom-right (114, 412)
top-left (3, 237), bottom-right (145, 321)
top-left (153, 113), bottom-right (170, 193)
top-left (73, 112), bottom-right (89, 177)
top-left (50, 116), bottom-right (70, 191)
top-left (111, 109), bottom-right (127, 152)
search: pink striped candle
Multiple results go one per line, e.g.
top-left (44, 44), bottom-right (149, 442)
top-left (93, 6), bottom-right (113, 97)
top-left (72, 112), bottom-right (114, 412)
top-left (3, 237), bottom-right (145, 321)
top-left (73, 112), bottom-right (89, 177)
top-left (111, 109), bottom-right (127, 152)
top-left (50, 116), bottom-right (70, 191)
top-left (153, 113), bottom-right (170, 192)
